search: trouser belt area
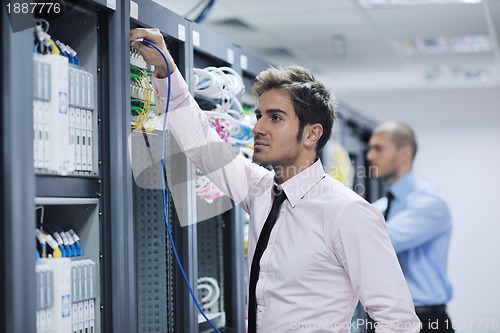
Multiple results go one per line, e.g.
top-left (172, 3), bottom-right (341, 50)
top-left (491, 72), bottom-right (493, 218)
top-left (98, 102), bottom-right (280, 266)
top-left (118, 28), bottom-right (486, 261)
top-left (415, 304), bottom-right (447, 315)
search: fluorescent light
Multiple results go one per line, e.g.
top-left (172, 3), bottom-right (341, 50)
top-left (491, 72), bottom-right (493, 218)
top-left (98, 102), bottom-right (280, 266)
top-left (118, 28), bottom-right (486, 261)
top-left (425, 66), bottom-right (494, 83)
top-left (358, 0), bottom-right (481, 9)
top-left (396, 35), bottom-right (491, 55)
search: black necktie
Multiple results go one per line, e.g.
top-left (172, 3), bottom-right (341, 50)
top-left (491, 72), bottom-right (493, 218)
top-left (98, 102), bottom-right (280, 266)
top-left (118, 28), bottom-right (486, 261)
top-left (248, 186), bottom-right (287, 333)
top-left (384, 191), bottom-right (394, 221)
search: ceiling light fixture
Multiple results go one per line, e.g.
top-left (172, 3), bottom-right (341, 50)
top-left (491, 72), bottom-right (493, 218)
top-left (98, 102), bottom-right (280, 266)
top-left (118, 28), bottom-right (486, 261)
top-left (396, 34), bottom-right (491, 55)
top-left (425, 66), bottom-right (493, 83)
top-left (358, 0), bottom-right (481, 9)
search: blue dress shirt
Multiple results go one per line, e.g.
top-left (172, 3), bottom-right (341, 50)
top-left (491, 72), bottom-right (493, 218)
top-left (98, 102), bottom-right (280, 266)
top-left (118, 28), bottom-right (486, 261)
top-left (372, 172), bottom-right (453, 306)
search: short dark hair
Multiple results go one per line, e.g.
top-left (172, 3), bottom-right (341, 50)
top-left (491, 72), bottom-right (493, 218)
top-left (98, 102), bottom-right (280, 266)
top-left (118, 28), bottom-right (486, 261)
top-left (253, 65), bottom-right (337, 155)
top-left (374, 122), bottom-right (418, 161)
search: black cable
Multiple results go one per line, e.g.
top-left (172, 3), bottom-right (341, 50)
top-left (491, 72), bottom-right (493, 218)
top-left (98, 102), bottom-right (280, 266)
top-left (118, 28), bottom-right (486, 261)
top-left (194, 0), bottom-right (216, 24)
top-left (184, 0), bottom-right (209, 18)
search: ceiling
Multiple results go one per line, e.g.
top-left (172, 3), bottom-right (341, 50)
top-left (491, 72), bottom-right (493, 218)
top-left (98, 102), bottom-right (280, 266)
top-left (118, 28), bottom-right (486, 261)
top-left (152, 0), bottom-right (500, 125)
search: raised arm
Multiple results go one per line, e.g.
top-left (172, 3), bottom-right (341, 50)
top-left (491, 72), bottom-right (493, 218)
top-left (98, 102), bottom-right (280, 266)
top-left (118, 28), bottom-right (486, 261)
top-left (129, 28), bottom-right (268, 215)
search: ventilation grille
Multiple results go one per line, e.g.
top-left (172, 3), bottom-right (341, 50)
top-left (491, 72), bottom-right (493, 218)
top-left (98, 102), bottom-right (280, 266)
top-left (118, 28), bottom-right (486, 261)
top-left (259, 46), bottom-right (296, 64)
top-left (210, 18), bottom-right (255, 32)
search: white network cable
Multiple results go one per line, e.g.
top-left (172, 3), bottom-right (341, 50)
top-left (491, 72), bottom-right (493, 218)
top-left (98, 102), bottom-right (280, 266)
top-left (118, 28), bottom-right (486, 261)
top-left (193, 66), bottom-right (254, 203)
top-left (193, 66), bottom-right (244, 114)
top-left (197, 277), bottom-right (221, 310)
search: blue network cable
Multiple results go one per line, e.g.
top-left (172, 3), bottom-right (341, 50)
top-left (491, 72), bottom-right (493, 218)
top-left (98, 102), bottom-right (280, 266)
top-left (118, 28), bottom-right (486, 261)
top-left (42, 224), bottom-right (67, 257)
top-left (136, 38), bottom-right (222, 333)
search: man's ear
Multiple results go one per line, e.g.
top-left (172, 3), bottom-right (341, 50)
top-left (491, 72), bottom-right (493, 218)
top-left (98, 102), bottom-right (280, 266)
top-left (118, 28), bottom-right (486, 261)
top-left (399, 145), bottom-right (413, 164)
top-left (304, 123), bottom-right (323, 148)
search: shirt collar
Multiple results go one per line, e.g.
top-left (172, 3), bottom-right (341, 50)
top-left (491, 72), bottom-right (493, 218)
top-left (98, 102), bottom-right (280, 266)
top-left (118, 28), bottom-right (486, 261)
top-left (388, 171), bottom-right (416, 200)
top-left (275, 159), bottom-right (326, 208)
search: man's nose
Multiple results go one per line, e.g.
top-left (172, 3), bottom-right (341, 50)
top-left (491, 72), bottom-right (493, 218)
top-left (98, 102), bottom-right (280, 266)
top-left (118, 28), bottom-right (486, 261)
top-left (253, 119), bottom-right (265, 136)
top-left (366, 148), bottom-right (374, 161)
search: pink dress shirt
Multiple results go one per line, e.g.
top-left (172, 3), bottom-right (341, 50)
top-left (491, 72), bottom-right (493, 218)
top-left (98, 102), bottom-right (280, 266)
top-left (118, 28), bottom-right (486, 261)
top-left (153, 70), bottom-right (420, 333)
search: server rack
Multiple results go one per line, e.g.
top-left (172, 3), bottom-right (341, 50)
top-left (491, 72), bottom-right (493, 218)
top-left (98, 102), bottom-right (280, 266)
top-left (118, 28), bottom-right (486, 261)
top-left (190, 21), bottom-right (245, 333)
top-left (129, 1), bottom-right (195, 332)
top-left (1, 5), bottom-right (37, 333)
top-left (127, 5), bottom-right (270, 331)
top-left (101, 1), bottom-right (138, 331)
top-left (1, 0), bottom-right (136, 332)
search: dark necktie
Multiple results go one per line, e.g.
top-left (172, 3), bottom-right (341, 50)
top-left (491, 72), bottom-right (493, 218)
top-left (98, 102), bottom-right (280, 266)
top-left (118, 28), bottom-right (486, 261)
top-left (384, 191), bottom-right (394, 220)
top-left (248, 185), bottom-right (287, 333)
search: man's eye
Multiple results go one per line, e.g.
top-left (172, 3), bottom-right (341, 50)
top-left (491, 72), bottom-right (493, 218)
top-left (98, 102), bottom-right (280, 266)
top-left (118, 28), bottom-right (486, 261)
top-left (255, 114), bottom-right (261, 120)
top-left (271, 115), bottom-right (281, 121)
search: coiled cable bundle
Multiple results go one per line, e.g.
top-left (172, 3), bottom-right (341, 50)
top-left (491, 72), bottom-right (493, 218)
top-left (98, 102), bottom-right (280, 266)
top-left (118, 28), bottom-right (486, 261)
top-left (193, 66), bottom-right (244, 114)
top-left (193, 66), bottom-right (254, 203)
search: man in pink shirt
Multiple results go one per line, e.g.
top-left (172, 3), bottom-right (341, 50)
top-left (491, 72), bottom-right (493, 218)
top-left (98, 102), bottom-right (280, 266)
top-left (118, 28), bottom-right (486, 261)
top-left (131, 28), bottom-right (420, 333)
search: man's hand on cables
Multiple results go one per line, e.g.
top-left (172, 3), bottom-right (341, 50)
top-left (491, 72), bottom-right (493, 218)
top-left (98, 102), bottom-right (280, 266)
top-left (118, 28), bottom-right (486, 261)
top-left (130, 28), bottom-right (177, 78)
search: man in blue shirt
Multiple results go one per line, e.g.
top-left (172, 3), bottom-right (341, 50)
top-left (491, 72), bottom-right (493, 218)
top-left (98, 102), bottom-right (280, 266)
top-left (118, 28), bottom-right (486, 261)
top-left (367, 122), bottom-right (454, 333)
